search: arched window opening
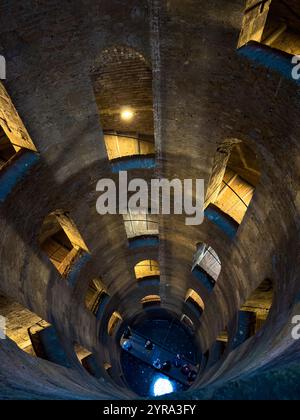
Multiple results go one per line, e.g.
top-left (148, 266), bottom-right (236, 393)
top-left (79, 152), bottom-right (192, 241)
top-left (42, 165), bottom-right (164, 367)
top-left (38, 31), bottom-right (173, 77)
top-left (0, 295), bottom-right (71, 367)
top-left (92, 46), bottom-right (155, 162)
top-left (74, 343), bottom-right (92, 365)
top-left (241, 278), bottom-right (274, 333)
top-left (104, 362), bottom-right (112, 374)
top-left (185, 289), bottom-right (205, 316)
top-left (0, 125), bottom-right (19, 170)
top-left (107, 311), bottom-right (123, 336)
top-left (104, 362), bottom-right (112, 371)
top-left (0, 294), bottom-right (49, 356)
top-left (238, 0), bottom-right (300, 56)
top-left (201, 351), bottom-right (209, 372)
top-left (205, 327), bottom-right (228, 367)
top-left (39, 211), bottom-right (89, 278)
top-left (103, 362), bottom-right (113, 379)
top-left (30, 324), bottom-right (71, 368)
top-left (232, 310), bottom-right (256, 349)
top-left (192, 243), bottom-right (221, 291)
top-left (85, 278), bottom-right (109, 317)
top-left (141, 295), bottom-right (161, 308)
top-left (217, 327), bottom-right (229, 344)
top-left (207, 339), bottom-right (227, 368)
top-left (123, 208), bottom-right (158, 239)
top-left (80, 354), bottom-right (104, 379)
top-left (206, 140), bottom-right (261, 228)
top-left (134, 260), bottom-right (160, 280)
top-left (0, 82), bottom-right (37, 172)
top-left (180, 314), bottom-right (195, 334)
top-left (233, 279), bottom-right (274, 348)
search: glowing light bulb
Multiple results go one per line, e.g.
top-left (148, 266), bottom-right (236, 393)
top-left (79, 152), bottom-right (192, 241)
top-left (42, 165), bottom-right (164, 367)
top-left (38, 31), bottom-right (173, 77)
top-left (121, 108), bottom-right (134, 121)
top-left (153, 377), bottom-right (174, 397)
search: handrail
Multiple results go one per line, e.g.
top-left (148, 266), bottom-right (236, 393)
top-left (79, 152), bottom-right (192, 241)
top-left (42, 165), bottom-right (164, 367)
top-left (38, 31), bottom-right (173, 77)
top-left (205, 176), bottom-right (250, 210)
top-left (103, 131), bottom-right (155, 144)
top-left (221, 179), bottom-right (249, 208)
top-left (200, 246), bottom-right (221, 267)
top-left (124, 219), bottom-right (158, 224)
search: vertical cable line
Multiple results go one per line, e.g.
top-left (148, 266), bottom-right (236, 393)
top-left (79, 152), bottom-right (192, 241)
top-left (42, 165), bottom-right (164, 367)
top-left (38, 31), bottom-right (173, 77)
top-left (149, 0), bottom-right (166, 302)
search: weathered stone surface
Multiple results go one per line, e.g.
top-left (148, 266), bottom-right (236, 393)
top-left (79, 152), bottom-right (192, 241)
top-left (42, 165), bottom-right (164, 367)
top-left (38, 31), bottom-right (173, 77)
top-left (0, 0), bottom-right (299, 400)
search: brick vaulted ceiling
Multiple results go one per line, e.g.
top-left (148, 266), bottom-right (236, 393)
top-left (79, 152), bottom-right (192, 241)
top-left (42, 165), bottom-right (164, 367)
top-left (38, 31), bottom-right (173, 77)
top-left (92, 46), bottom-right (154, 136)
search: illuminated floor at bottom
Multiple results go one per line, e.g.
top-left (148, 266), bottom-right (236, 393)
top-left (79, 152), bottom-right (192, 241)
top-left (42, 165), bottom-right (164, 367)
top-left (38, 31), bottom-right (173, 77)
top-left (121, 351), bottom-right (187, 397)
top-left (120, 318), bottom-right (199, 397)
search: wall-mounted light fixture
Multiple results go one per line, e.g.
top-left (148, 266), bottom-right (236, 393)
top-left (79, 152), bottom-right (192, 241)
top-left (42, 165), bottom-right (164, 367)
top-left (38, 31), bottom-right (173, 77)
top-left (120, 107), bottom-right (134, 121)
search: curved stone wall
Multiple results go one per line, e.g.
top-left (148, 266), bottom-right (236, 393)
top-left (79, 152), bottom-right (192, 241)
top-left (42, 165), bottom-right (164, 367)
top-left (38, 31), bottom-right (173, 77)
top-left (0, 0), bottom-right (299, 400)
